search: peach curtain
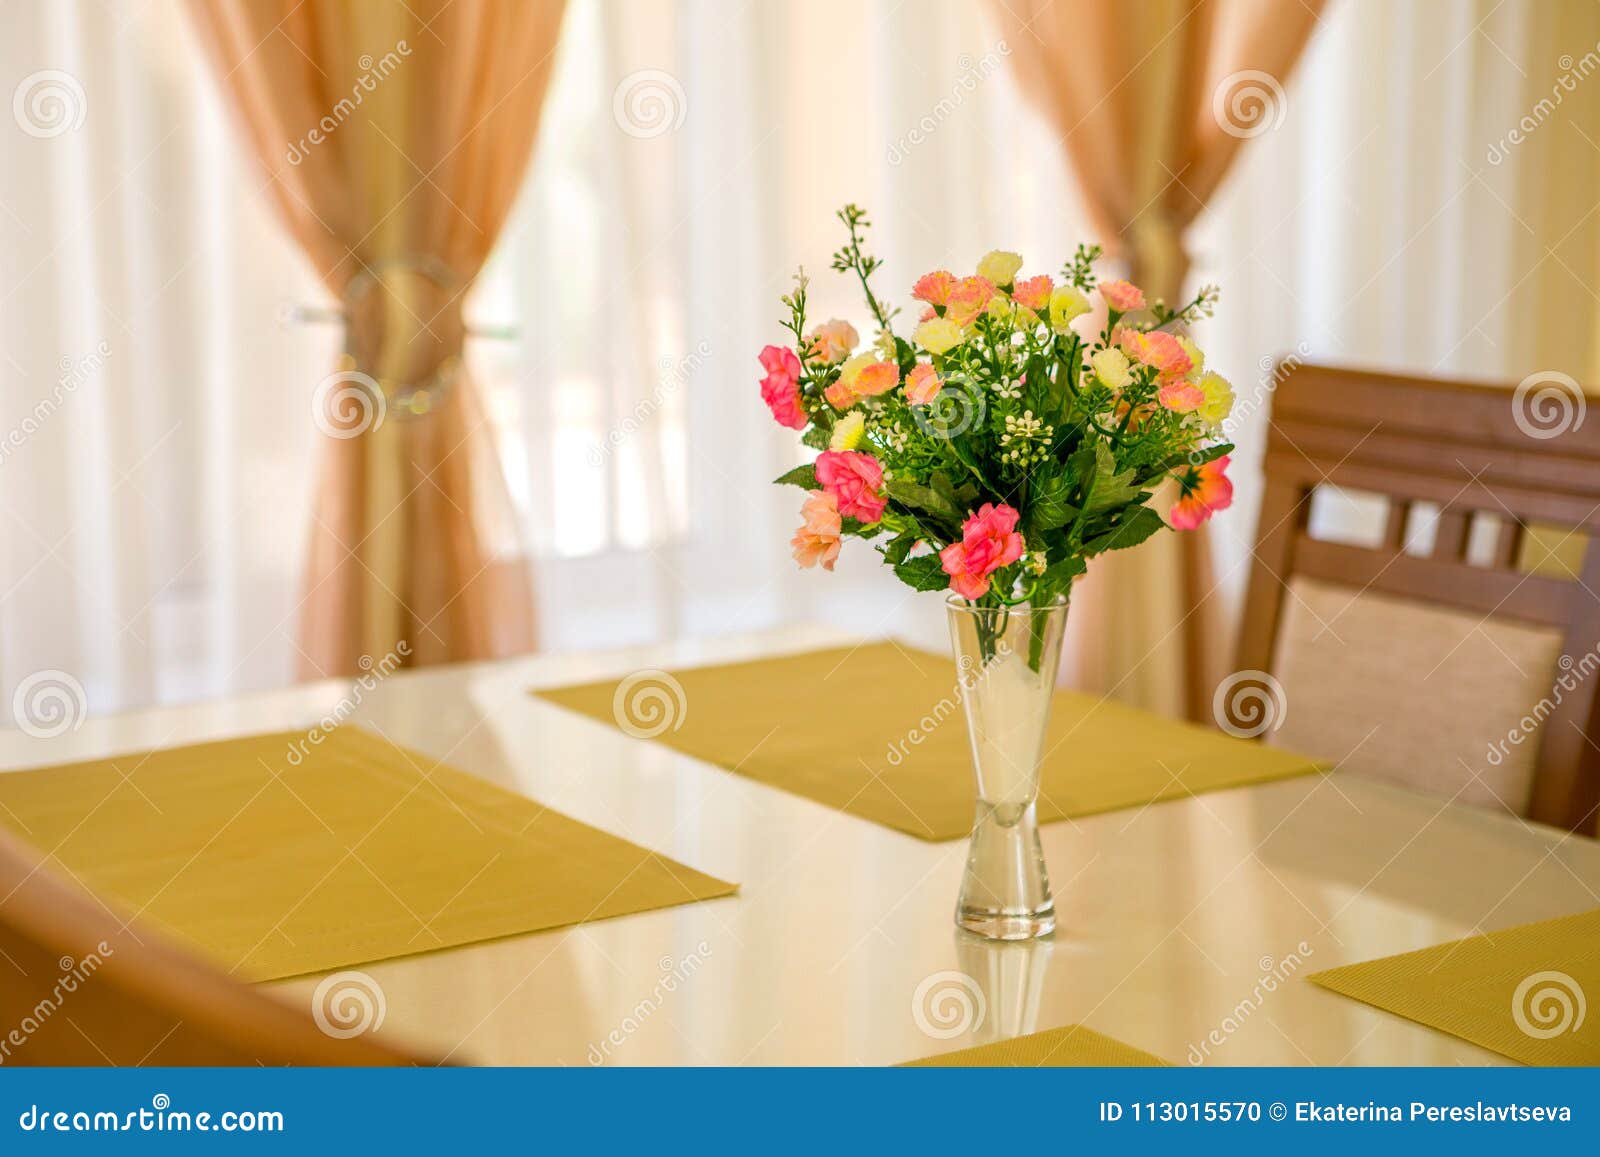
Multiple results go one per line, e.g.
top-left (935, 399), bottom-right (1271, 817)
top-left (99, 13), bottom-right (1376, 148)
top-left (186, 0), bottom-right (567, 676)
top-left (991, 0), bottom-right (1325, 718)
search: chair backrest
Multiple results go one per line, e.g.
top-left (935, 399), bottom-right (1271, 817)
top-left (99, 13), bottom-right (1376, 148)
top-left (0, 825), bottom-right (430, 1065)
top-left (1237, 363), bottom-right (1600, 834)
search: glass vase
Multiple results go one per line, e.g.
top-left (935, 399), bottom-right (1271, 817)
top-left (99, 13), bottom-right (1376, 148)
top-left (947, 595), bottom-right (1070, 941)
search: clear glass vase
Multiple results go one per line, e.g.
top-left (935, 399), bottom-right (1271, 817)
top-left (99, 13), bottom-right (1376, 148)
top-left (947, 595), bottom-right (1070, 941)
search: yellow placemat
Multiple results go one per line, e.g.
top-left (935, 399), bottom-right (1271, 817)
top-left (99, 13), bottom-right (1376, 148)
top-left (904, 1025), bottom-right (1168, 1066)
top-left (535, 643), bottom-right (1323, 840)
top-left (0, 728), bottom-right (736, 982)
top-left (1309, 909), bottom-right (1600, 1066)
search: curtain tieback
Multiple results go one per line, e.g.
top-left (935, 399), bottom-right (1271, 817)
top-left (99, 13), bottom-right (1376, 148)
top-left (1127, 212), bottom-right (1191, 304)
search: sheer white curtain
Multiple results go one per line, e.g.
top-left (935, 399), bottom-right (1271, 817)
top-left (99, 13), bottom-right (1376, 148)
top-left (0, 0), bottom-right (334, 722)
top-left (6, 0), bottom-right (1595, 720)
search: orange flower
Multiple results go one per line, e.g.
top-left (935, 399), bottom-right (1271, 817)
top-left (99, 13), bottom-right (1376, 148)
top-left (791, 490), bottom-right (843, 570)
top-left (1158, 379), bottom-right (1205, 413)
top-left (912, 271), bottom-right (956, 306)
top-left (944, 277), bottom-right (996, 326)
top-left (1011, 275), bottom-right (1054, 312)
top-left (1100, 279), bottom-right (1146, 313)
top-left (905, 363), bottom-right (941, 405)
top-left (1170, 456), bottom-right (1233, 530)
top-left (1120, 328), bottom-right (1193, 380)
top-left (853, 361), bottom-right (901, 398)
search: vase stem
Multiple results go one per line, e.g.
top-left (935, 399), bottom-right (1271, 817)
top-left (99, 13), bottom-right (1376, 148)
top-left (956, 799), bottom-right (1054, 940)
top-left (947, 595), bottom-right (1069, 942)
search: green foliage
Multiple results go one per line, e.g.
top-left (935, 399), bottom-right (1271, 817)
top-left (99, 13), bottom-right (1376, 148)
top-left (1082, 505), bottom-right (1166, 556)
top-left (892, 553), bottom-right (950, 592)
top-left (773, 463), bottom-right (818, 490)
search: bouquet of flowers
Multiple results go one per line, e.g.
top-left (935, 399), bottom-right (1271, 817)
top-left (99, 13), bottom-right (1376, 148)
top-left (761, 205), bottom-right (1235, 615)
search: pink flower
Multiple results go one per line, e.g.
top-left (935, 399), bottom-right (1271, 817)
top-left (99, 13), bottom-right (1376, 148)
top-left (905, 363), bottom-right (941, 405)
top-left (791, 490), bottom-right (842, 570)
top-left (939, 503), bottom-right (1026, 600)
top-left (853, 361), bottom-right (901, 398)
top-left (912, 271), bottom-right (956, 307)
top-left (944, 276), bottom-right (996, 327)
top-left (1011, 274), bottom-right (1054, 312)
top-left (759, 344), bottom-right (805, 429)
top-left (1100, 279), bottom-right (1146, 313)
top-left (1170, 456), bottom-right (1234, 530)
top-left (1157, 379), bottom-right (1205, 413)
top-left (805, 319), bottom-right (859, 365)
top-left (815, 450), bottom-right (887, 524)
top-left (760, 344), bottom-right (800, 381)
top-left (918, 306), bottom-right (938, 322)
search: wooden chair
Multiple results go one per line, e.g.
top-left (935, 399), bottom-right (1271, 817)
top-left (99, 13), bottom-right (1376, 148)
top-left (1237, 363), bottom-right (1600, 834)
top-left (0, 825), bottom-right (431, 1065)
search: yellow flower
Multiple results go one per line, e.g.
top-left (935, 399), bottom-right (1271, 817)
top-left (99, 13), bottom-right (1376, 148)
top-left (1198, 371), bottom-right (1234, 428)
top-left (1177, 335), bottom-right (1204, 375)
top-left (976, 250), bottom-right (1024, 287)
top-left (838, 352), bottom-right (877, 390)
top-left (1049, 286), bottom-right (1090, 332)
top-left (1090, 347), bottom-right (1132, 391)
top-left (829, 410), bottom-right (866, 451)
top-left (985, 295), bottom-right (1013, 321)
top-left (914, 317), bottom-right (966, 355)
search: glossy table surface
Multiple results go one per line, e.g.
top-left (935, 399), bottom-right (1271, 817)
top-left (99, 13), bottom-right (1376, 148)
top-left (4, 625), bottom-right (1598, 1066)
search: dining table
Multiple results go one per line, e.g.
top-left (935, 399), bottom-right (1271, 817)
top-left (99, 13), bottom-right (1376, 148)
top-left (5, 624), bottom-right (1597, 1067)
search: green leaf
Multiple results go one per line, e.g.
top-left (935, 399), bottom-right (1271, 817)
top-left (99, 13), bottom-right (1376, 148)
top-left (1084, 441), bottom-right (1143, 513)
top-left (930, 470), bottom-right (965, 512)
top-left (1082, 505), bottom-right (1167, 555)
top-left (880, 531), bottom-right (917, 565)
top-left (1027, 472), bottom-right (1077, 533)
top-left (1146, 441), bottom-right (1234, 481)
top-left (886, 478), bottom-right (962, 524)
top-left (841, 517), bottom-right (886, 539)
top-left (893, 553), bottom-right (950, 592)
top-left (775, 463), bottom-right (819, 490)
